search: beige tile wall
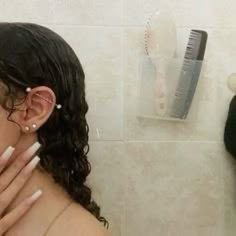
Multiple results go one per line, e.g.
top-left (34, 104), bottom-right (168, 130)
top-left (2, 0), bottom-right (236, 235)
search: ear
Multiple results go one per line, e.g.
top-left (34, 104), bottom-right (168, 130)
top-left (16, 86), bottom-right (56, 133)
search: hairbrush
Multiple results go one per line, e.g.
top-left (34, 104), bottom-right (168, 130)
top-left (144, 9), bottom-right (176, 116)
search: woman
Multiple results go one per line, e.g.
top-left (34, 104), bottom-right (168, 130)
top-left (0, 22), bottom-right (109, 235)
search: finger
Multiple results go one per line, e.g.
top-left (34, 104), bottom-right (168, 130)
top-left (0, 156), bottom-right (40, 215)
top-left (0, 146), bottom-right (15, 174)
top-left (0, 142), bottom-right (41, 192)
top-left (0, 189), bottom-right (42, 235)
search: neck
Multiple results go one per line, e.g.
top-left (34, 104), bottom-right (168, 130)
top-left (3, 133), bottom-right (71, 216)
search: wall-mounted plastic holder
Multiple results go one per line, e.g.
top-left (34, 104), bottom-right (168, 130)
top-left (136, 55), bottom-right (205, 122)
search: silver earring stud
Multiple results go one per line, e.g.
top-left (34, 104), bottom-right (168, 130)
top-left (25, 126), bottom-right (30, 131)
top-left (32, 124), bottom-right (37, 129)
top-left (26, 87), bottom-right (31, 92)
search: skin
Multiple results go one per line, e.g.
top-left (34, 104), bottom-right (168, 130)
top-left (0, 86), bottom-right (110, 236)
top-left (0, 143), bottom-right (43, 235)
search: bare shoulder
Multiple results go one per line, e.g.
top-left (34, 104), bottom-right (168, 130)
top-left (47, 202), bottom-right (111, 236)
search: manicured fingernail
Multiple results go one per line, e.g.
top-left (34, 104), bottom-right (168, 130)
top-left (0, 146), bottom-right (15, 162)
top-left (23, 142), bottom-right (41, 161)
top-left (26, 155), bottom-right (40, 172)
top-left (29, 189), bottom-right (43, 202)
top-left (29, 142), bottom-right (41, 153)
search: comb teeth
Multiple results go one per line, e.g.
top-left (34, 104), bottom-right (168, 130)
top-left (184, 30), bottom-right (202, 60)
top-left (170, 29), bottom-right (208, 119)
top-left (191, 30), bottom-right (202, 37)
top-left (192, 30), bottom-right (208, 60)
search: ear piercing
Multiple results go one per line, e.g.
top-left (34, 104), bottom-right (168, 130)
top-left (25, 126), bottom-right (30, 131)
top-left (24, 86), bottom-right (61, 133)
top-left (26, 87), bottom-right (62, 109)
top-left (24, 123), bottom-right (37, 132)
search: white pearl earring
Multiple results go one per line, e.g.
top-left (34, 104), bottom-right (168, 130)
top-left (32, 124), bottom-right (37, 129)
top-left (25, 126), bottom-right (30, 131)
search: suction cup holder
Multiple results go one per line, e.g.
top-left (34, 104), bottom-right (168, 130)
top-left (138, 8), bottom-right (207, 122)
top-left (137, 55), bottom-right (205, 122)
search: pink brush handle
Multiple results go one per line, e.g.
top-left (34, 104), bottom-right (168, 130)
top-left (154, 70), bottom-right (167, 116)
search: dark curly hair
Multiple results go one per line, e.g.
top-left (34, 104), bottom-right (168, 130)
top-left (0, 22), bottom-right (109, 228)
top-left (224, 95), bottom-right (236, 158)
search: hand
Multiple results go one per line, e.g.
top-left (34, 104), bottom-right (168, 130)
top-left (0, 142), bottom-right (42, 235)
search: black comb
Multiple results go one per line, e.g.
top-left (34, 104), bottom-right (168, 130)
top-left (170, 29), bottom-right (208, 119)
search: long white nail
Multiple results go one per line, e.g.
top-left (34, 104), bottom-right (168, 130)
top-left (0, 146), bottom-right (15, 162)
top-left (29, 189), bottom-right (43, 202)
top-left (23, 142), bottom-right (41, 161)
top-left (25, 155), bottom-right (40, 172)
top-left (28, 142), bottom-right (41, 154)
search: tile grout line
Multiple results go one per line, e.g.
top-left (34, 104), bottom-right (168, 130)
top-left (89, 140), bottom-right (223, 143)
top-left (39, 23), bottom-right (236, 30)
